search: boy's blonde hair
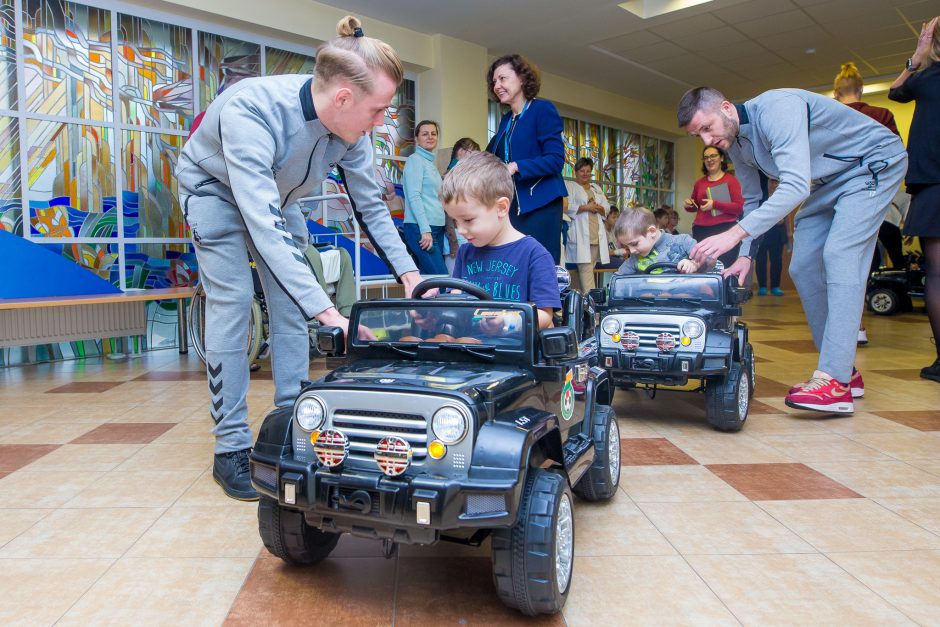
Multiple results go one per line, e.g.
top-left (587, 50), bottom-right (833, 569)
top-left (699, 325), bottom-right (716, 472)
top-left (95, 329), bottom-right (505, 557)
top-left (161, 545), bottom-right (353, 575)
top-left (440, 151), bottom-right (514, 208)
top-left (314, 16), bottom-right (404, 92)
top-left (614, 206), bottom-right (655, 240)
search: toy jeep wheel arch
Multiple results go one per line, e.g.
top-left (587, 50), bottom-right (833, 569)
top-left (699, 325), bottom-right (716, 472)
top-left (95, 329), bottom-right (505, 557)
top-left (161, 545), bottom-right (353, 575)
top-left (491, 468), bottom-right (574, 616)
top-left (258, 496), bottom-right (340, 565)
top-left (573, 405), bottom-right (620, 501)
top-left (705, 362), bottom-right (749, 432)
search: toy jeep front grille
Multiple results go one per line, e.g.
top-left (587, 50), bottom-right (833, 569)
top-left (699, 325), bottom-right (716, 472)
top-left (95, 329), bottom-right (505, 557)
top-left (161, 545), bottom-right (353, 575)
top-left (627, 322), bottom-right (681, 350)
top-left (332, 409), bottom-right (429, 464)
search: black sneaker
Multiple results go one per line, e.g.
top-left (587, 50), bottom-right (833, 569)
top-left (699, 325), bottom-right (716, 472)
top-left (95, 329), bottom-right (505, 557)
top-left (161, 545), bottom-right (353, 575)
top-left (213, 448), bottom-right (259, 501)
top-left (921, 360), bottom-right (940, 383)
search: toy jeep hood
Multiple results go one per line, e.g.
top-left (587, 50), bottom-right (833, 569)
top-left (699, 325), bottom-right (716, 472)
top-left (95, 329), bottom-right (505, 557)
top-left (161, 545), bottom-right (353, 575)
top-left (319, 360), bottom-right (533, 399)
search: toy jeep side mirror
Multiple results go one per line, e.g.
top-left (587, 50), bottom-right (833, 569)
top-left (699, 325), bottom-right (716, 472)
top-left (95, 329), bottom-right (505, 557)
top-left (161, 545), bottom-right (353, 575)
top-left (316, 326), bottom-right (346, 357)
top-left (588, 288), bottom-right (606, 306)
top-left (540, 326), bottom-right (578, 360)
top-left (725, 276), bottom-right (751, 305)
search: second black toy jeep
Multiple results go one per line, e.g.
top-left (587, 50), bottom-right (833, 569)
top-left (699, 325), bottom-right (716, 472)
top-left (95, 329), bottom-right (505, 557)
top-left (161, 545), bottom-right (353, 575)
top-left (866, 266), bottom-right (926, 315)
top-left (249, 277), bottom-right (620, 615)
top-left (591, 262), bottom-right (754, 432)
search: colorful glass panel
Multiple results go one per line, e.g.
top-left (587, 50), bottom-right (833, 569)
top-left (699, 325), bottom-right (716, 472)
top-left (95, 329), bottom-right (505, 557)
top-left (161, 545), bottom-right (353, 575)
top-left (22, 0), bottom-right (111, 121)
top-left (374, 79), bottom-right (414, 157)
top-left (620, 132), bottom-right (641, 185)
top-left (123, 241), bottom-right (196, 289)
top-left (198, 32), bottom-right (259, 111)
top-left (561, 117), bottom-right (578, 178)
top-left (373, 158), bottom-right (405, 221)
top-left (121, 129), bottom-right (183, 238)
top-left (265, 46), bottom-right (315, 75)
top-left (39, 240), bottom-right (118, 282)
top-left (117, 14), bottom-right (192, 130)
top-left (0, 0), bottom-right (16, 109)
top-left (0, 115), bottom-right (20, 233)
top-left (26, 119), bottom-right (115, 237)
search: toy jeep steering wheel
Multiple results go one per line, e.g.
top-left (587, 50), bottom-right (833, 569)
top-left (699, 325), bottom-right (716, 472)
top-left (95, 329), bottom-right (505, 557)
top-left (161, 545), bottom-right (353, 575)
top-left (412, 277), bottom-right (493, 300)
top-left (641, 262), bottom-right (680, 274)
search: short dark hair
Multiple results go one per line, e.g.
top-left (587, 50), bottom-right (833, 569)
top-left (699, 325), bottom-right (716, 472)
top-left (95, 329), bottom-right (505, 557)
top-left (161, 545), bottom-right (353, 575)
top-left (701, 146), bottom-right (729, 175)
top-left (615, 206), bottom-right (655, 240)
top-left (487, 54), bottom-right (541, 100)
top-left (574, 157), bottom-right (594, 172)
top-left (677, 86), bottom-right (726, 127)
top-left (448, 137), bottom-right (481, 171)
top-left (653, 208), bottom-right (670, 221)
top-left (415, 119), bottom-right (439, 137)
top-left (440, 150), bottom-right (514, 208)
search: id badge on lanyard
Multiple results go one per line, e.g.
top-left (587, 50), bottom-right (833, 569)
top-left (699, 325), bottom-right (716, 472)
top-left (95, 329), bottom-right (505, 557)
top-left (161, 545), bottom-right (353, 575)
top-left (501, 99), bottom-right (531, 164)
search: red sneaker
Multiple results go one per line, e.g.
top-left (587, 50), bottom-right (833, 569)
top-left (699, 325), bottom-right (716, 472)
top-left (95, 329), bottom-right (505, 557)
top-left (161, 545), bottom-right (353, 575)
top-left (785, 376), bottom-right (854, 414)
top-left (789, 368), bottom-right (864, 398)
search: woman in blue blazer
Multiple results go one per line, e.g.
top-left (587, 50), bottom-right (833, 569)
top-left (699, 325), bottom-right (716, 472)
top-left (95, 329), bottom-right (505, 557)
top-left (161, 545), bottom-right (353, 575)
top-left (486, 54), bottom-right (567, 263)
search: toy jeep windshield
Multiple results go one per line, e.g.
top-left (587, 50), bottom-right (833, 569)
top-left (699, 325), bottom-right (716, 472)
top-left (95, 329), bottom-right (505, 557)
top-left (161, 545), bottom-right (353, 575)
top-left (591, 262), bottom-right (755, 432)
top-left (249, 277), bottom-right (620, 615)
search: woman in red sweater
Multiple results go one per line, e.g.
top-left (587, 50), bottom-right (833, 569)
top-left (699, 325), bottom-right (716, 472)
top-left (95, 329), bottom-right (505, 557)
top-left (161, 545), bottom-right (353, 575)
top-left (684, 146), bottom-right (744, 268)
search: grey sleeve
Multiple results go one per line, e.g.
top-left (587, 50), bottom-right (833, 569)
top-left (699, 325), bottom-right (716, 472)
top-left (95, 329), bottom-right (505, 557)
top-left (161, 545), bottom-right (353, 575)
top-left (339, 138), bottom-right (418, 279)
top-left (736, 96), bottom-right (811, 252)
top-left (219, 99), bottom-right (333, 320)
top-left (615, 257), bottom-right (637, 275)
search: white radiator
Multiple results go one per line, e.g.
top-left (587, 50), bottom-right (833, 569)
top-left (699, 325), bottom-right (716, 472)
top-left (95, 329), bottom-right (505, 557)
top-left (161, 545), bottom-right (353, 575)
top-left (0, 302), bottom-right (147, 348)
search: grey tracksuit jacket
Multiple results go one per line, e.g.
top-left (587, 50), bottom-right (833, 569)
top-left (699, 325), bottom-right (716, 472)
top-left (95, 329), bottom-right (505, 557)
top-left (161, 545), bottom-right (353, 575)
top-left (727, 89), bottom-right (906, 256)
top-left (177, 74), bottom-right (417, 319)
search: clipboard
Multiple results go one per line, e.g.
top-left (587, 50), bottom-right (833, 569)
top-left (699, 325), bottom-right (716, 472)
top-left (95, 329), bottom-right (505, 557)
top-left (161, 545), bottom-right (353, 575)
top-left (706, 182), bottom-right (731, 217)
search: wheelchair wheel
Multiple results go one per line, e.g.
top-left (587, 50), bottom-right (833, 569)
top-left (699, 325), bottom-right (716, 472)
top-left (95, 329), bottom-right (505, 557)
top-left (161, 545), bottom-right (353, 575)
top-left (188, 284), bottom-right (266, 365)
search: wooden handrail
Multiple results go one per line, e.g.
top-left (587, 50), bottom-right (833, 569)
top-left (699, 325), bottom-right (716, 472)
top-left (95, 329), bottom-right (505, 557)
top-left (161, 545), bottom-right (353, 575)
top-left (0, 287), bottom-right (194, 310)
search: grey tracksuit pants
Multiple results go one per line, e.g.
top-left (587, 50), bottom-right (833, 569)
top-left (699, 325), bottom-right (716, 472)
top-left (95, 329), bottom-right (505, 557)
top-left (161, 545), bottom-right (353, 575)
top-left (788, 151), bottom-right (907, 383)
top-left (186, 194), bottom-right (314, 453)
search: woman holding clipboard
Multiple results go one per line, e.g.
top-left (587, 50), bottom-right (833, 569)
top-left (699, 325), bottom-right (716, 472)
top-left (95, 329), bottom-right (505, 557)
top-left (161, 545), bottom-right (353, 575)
top-left (684, 146), bottom-right (744, 267)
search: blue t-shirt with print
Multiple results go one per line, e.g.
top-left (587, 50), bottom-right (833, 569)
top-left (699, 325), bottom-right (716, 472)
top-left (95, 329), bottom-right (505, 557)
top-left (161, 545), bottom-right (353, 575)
top-left (453, 236), bottom-right (562, 309)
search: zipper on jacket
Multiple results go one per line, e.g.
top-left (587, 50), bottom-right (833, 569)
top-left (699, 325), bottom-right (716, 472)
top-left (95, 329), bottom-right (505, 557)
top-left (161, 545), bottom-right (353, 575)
top-left (284, 134), bottom-right (328, 207)
top-left (194, 177), bottom-right (219, 189)
top-left (822, 153), bottom-right (865, 167)
top-left (529, 177), bottom-right (544, 195)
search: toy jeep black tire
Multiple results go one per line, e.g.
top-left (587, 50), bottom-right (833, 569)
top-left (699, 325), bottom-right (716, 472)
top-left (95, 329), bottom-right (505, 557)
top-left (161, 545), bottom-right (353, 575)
top-left (868, 287), bottom-right (900, 315)
top-left (705, 362), bottom-right (749, 432)
top-left (259, 496), bottom-right (340, 565)
top-left (573, 405), bottom-right (620, 501)
top-left (491, 469), bottom-right (574, 616)
top-left (744, 344), bottom-right (756, 399)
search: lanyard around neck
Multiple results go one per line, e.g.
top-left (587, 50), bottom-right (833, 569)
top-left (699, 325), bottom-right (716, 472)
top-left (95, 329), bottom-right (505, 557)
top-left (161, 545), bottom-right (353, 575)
top-left (502, 99), bottom-right (532, 163)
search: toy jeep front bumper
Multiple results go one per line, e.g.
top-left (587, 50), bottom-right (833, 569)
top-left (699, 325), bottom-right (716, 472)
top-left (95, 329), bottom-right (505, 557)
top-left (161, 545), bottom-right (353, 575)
top-left (600, 348), bottom-right (730, 385)
top-left (250, 454), bottom-right (521, 544)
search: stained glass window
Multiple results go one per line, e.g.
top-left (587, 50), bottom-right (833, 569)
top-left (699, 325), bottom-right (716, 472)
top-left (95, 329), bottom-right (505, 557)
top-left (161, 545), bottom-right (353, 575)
top-left (374, 79), bottom-right (414, 158)
top-left (0, 0), bottom-right (17, 109)
top-left (266, 46), bottom-right (314, 76)
top-left (198, 32), bottom-right (259, 111)
top-left (26, 120), bottom-right (115, 237)
top-left (117, 14), bottom-right (192, 130)
top-left (121, 129), bottom-right (183, 238)
top-left (22, 0), bottom-right (111, 121)
top-left (123, 242), bottom-right (195, 289)
top-left (0, 115), bottom-right (20, 233)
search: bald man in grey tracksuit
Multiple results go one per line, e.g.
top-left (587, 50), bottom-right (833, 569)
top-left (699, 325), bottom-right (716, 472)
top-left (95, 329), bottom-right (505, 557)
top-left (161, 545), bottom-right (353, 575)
top-left (178, 74), bottom-right (418, 499)
top-left (682, 88), bottom-right (906, 413)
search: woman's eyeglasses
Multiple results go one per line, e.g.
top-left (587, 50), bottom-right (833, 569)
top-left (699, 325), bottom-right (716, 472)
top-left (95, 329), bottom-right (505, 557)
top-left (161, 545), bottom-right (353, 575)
top-left (702, 154), bottom-right (721, 161)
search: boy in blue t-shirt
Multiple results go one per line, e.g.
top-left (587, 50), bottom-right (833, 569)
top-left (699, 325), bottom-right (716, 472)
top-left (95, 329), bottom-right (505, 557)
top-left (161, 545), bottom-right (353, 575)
top-left (439, 151), bottom-right (560, 330)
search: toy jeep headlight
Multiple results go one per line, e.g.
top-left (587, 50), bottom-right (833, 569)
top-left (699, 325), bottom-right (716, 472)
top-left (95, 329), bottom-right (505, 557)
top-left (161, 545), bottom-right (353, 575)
top-left (432, 405), bottom-right (469, 445)
top-left (682, 320), bottom-right (704, 339)
top-left (295, 394), bottom-right (326, 431)
top-left (601, 317), bottom-right (620, 335)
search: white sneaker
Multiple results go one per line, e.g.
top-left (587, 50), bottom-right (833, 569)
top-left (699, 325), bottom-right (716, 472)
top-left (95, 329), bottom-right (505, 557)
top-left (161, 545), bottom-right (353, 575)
top-left (857, 329), bottom-right (868, 345)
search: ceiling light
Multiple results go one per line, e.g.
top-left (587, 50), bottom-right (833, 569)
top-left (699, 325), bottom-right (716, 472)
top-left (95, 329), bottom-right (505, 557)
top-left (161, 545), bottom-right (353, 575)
top-left (619, 0), bottom-right (715, 19)
top-left (805, 48), bottom-right (816, 54)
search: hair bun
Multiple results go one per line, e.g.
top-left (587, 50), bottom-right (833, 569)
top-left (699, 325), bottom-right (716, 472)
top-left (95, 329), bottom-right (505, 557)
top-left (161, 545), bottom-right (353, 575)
top-left (336, 15), bottom-right (362, 37)
top-left (841, 61), bottom-right (857, 73)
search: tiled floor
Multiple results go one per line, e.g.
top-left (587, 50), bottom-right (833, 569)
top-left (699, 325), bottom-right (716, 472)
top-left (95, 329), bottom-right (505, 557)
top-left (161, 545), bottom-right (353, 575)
top-left (2, 293), bottom-right (940, 625)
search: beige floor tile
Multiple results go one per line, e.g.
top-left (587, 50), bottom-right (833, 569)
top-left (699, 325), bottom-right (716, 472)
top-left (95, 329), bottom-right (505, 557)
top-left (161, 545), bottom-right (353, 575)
top-left (0, 507), bottom-right (163, 558)
top-left (638, 501), bottom-right (815, 555)
top-left (818, 412), bottom-right (921, 435)
top-left (874, 497), bottom-right (940, 535)
top-left (114, 442), bottom-right (214, 472)
top-left (0, 471), bottom-right (106, 508)
top-left (828, 550), bottom-right (940, 626)
top-left (758, 498), bottom-right (940, 552)
top-left (64, 470), bottom-right (202, 508)
top-left (808, 461), bottom-right (940, 498)
top-left (563, 555), bottom-right (738, 625)
top-left (112, 402), bottom-right (201, 424)
top-left (615, 417), bottom-right (662, 438)
top-left (0, 420), bottom-right (105, 445)
top-left (57, 557), bottom-right (254, 627)
top-left (573, 493), bottom-right (676, 557)
top-left (0, 558), bottom-right (114, 625)
top-left (738, 412), bottom-right (829, 435)
top-left (910, 459), bottom-right (940, 476)
top-left (20, 443), bottom-right (145, 472)
top-left (757, 433), bottom-right (890, 462)
top-left (151, 421), bottom-right (215, 444)
top-left (0, 509), bottom-right (49, 546)
top-left (665, 433), bottom-right (793, 464)
top-left (127, 503), bottom-right (261, 558)
top-left (174, 469), bottom-right (237, 507)
top-left (687, 553), bottom-right (913, 626)
top-left (620, 465), bottom-right (748, 503)
top-left (847, 432), bottom-right (940, 461)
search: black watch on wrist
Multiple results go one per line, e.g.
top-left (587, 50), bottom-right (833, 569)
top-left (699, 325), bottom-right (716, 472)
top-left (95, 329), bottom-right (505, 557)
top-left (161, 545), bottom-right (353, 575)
top-left (906, 57), bottom-right (920, 72)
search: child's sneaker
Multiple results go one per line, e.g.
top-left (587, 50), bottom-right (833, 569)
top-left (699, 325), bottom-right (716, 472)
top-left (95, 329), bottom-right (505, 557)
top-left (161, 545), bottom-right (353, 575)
top-left (771, 287), bottom-right (784, 296)
top-left (758, 287), bottom-right (768, 296)
top-left (785, 376), bottom-right (853, 414)
top-left (857, 328), bottom-right (868, 345)
top-left (849, 368), bottom-right (864, 398)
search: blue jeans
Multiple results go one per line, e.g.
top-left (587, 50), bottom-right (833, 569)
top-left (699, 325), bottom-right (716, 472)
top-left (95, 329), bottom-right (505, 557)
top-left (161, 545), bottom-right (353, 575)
top-left (403, 223), bottom-right (448, 275)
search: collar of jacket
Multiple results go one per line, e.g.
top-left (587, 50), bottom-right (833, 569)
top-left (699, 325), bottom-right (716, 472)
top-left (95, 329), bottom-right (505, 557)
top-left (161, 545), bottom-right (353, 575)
top-left (415, 146), bottom-right (435, 162)
top-left (735, 102), bottom-right (749, 126)
top-left (300, 78), bottom-right (318, 121)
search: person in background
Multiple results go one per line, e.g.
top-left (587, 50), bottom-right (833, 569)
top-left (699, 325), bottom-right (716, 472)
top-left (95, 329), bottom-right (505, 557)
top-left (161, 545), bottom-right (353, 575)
top-left (834, 61), bottom-right (903, 345)
top-left (754, 178), bottom-right (788, 296)
top-left (889, 16), bottom-right (940, 382)
top-left (443, 137), bottom-right (480, 272)
top-left (402, 119), bottom-right (448, 275)
top-left (486, 54), bottom-right (567, 263)
top-left (667, 207), bottom-right (680, 234)
top-left (565, 157), bottom-right (610, 292)
top-left (684, 146), bottom-right (744, 268)
top-left (653, 208), bottom-right (672, 232)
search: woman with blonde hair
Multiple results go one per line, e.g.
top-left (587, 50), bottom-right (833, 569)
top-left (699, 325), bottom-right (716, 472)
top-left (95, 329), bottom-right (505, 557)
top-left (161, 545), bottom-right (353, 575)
top-left (177, 15), bottom-right (423, 500)
top-left (890, 16), bottom-right (940, 382)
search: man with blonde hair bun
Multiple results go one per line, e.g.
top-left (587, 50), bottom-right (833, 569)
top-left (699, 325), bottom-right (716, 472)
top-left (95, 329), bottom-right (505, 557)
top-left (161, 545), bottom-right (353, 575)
top-left (178, 15), bottom-right (422, 500)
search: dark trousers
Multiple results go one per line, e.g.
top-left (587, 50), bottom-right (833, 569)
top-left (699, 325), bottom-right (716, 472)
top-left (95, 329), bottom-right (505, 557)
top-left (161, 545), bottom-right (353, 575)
top-left (872, 221), bottom-right (904, 270)
top-left (510, 196), bottom-right (564, 264)
top-left (756, 222), bottom-right (787, 289)
top-left (692, 221), bottom-right (741, 269)
top-left (402, 223), bottom-right (448, 275)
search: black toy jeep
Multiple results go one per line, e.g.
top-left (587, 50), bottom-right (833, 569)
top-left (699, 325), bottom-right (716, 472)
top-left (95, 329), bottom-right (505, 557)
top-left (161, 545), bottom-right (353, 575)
top-left (591, 262), bottom-right (754, 432)
top-left (249, 277), bottom-right (620, 615)
top-left (866, 266), bottom-right (926, 315)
